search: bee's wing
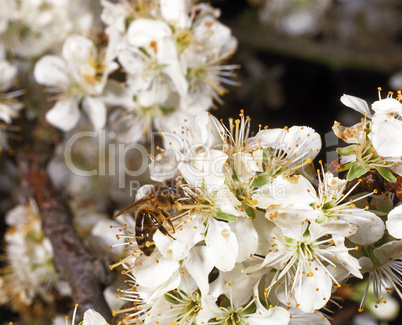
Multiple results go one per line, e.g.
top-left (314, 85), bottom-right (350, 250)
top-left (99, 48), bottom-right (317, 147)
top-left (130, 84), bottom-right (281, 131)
top-left (113, 195), bottom-right (155, 218)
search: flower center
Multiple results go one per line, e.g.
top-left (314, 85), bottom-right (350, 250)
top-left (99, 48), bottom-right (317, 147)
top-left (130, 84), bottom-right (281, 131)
top-left (174, 29), bottom-right (193, 53)
top-left (165, 289), bottom-right (202, 323)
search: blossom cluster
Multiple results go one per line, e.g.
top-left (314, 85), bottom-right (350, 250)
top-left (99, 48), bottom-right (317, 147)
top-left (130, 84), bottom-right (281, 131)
top-left (0, 43), bottom-right (23, 150)
top-left (1, 0), bottom-right (402, 324)
top-left (111, 94), bottom-right (402, 324)
top-left (0, 201), bottom-right (71, 320)
top-left (28, 0), bottom-right (238, 141)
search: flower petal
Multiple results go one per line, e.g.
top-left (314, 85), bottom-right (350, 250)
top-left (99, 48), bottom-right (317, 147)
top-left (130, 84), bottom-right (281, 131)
top-left (33, 55), bottom-right (70, 88)
top-left (340, 94), bottom-right (371, 115)
top-left (248, 306), bottom-right (290, 325)
top-left (372, 117), bottom-right (402, 157)
top-left (82, 309), bottom-right (108, 325)
top-left (231, 218), bottom-right (258, 263)
top-left (153, 217), bottom-right (205, 261)
top-left (276, 260), bottom-right (332, 313)
top-left (184, 246), bottom-right (214, 295)
top-left (205, 218), bottom-right (238, 271)
top-left (160, 0), bottom-right (188, 28)
top-left (372, 97), bottom-right (402, 115)
top-left (132, 251), bottom-right (180, 289)
top-left (45, 97), bottom-right (80, 132)
top-left (82, 96), bottom-right (107, 130)
top-left (341, 209), bottom-right (385, 244)
top-left (387, 205), bottom-right (402, 239)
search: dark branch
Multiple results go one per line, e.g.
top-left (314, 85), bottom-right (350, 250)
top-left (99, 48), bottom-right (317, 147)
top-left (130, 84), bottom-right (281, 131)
top-left (17, 121), bottom-right (114, 322)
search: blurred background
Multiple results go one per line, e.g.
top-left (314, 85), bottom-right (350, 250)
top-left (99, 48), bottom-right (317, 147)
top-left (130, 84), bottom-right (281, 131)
top-left (212, 0), bottom-right (402, 139)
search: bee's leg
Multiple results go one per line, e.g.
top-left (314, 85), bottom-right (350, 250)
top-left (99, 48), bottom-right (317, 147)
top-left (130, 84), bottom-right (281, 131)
top-left (148, 211), bottom-right (175, 240)
top-left (158, 209), bottom-right (176, 234)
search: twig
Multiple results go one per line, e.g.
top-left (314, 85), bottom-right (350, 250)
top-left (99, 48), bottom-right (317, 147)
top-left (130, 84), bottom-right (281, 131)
top-left (17, 121), bottom-right (114, 321)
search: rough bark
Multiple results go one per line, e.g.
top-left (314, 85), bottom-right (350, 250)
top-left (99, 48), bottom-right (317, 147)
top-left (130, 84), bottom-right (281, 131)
top-left (17, 122), bottom-right (114, 322)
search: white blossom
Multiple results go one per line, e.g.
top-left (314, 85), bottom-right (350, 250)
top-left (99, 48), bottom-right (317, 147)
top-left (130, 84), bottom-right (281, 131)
top-left (34, 35), bottom-right (119, 131)
top-left (247, 224), bottom-right (361, 313)
top-left (1, 0), bottom-right (96, 58)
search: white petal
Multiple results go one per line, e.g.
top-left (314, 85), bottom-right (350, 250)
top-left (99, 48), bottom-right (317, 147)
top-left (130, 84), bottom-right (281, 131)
top-left (188, 111), bottom-right (224, 149)
top-left (248, 306), bottom-right (290, 325)
top-left (33, 55), bottom-right (70, 88)
top-left (101, 80), bottom-right (136, 108)
top-left (387, 205), bottom-right (402, 239)
top-left (233, 152), bottom-right (258, 182)
top-left (373, 240), bottom-right (402, 264)
top-left (82, 309), bottom-right (108, 325)
top-left (319, 238), bottom-right (362, 279)
top-left (359, 256), bottom-right (375, 274)
top-left (267, 208), bottom-right (311, 239)
top-left (213, 263), bottom-right (260, 307)
top-left (160, 0), bottom-right (188, 28)
top-left (231, 218), bottom-right (258, 263)
top-left (46, 97), bottom-right (80, 132)
top-left (137, 80), bottom-right (170, 107)
top-left (82, 96), bottom-right (107, 130)
top-left (215, 185), bottom-right (243, 216)
top-left (372, 117), bottom-right (402, 157)
top-left (153, 217), bottom-right (205, 261)
top-left (258, 174), bottom-right (316, 207)
top-left (118, 50), bottom-right (148, 77)
top-left (309, 220), bottom-right (357, 240)
top-left (62, 34), bottom-right (95, 68)
top-left (246, 227), bottom-right (292, 271)
top-left (276, 260), bottom-right (332, 313)
top-left (144, 294), bottom-right (178, 325)
top-left (0, 60), bottom-right (17, 91)
top-left (252, 212), bottom-right (275, 256)
top-left (127, 19), bottom-right (172, 47)
top-left (253, 126), bottom-right (321, 169)
top-left (197, 295), bottom-right (222, 324)
top-left (146, 271), bottom-right (182, 304)
top-left (179, 149), bottom-right (228, 190)
top-left (132, 252), bottom-right (180, 289)
top-left (205, 218), bottom-right (238, 271)
top-left (184, 246), bottom-right (214, 295)
top-left (340, 94), bottom-right (370, 115)
top-left (372, 97), bottom-right (402, 115)
top-left (149, 149), bottom-right (180, 182)
top-left (289, 308), bottom-right (331, 325)
top-left (340, 209), bottom-right (385, 244)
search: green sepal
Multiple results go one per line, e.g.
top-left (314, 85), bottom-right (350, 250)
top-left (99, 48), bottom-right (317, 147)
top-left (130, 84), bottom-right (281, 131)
top-left (220, 299), bottom-right (231, 309)
top-left (251, 174), bottom-right (270, 188)
top-left (370, 203), bottom-right (394, 215)
top-left (262, 148), bottom-right (271, 163)
top-left (361, 245), bottom-right (380, 267)
top-left (201, 178), bottom-right (206, 190)
top-left (338, 160), bottom-right (355, 172)
top-left (242, 301), bottom-right (256, 315)
top-left (160, 106), bottom-right (176, 115)
top-left (165, 290), bottom-right (183, 304)
top-left (376, 166), bottom-right (397, 182)
top-left (346, 162), bottom-right (367, 181)
top-left (242, 202), bottom-right (256, 219)
top-left (215, 210), bottom-right (237, 222)
top-left (336, 144), bottom-right (356, 156)
top-left (336, 145), bottom-right (356, 156)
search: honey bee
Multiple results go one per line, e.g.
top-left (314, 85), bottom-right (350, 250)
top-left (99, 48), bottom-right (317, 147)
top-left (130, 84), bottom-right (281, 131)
top-left (114, 179), bottom-right (196, 256)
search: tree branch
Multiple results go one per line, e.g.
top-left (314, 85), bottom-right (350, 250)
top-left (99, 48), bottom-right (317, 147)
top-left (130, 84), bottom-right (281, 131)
top-left (17, 123), bottom-right (114, 322)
